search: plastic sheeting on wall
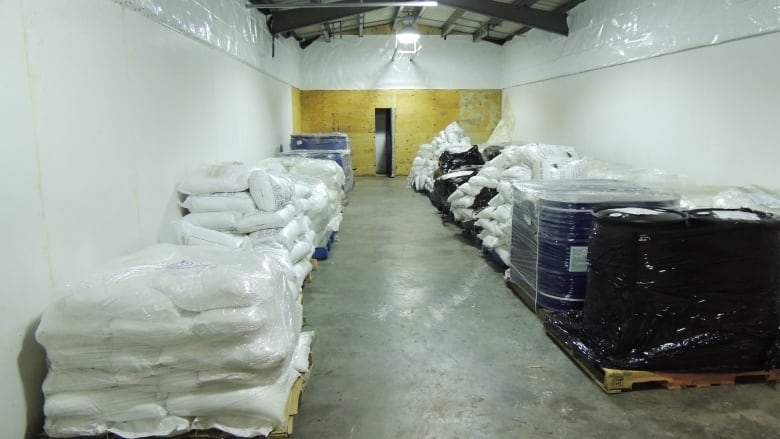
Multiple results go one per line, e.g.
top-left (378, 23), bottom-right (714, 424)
top-left (115, 0), bottom-right (301, 86)
top-left (502, 0), bottom-right (780, 88)
top-left (301, 35), bottom-right (502, 90)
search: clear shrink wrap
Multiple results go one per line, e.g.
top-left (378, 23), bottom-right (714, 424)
top-left (509, 180), bottom-right (679, 311)
top-left (37, 244), bottom-right (306, 438)
top-left (546, 207), bottom-right (780, 372)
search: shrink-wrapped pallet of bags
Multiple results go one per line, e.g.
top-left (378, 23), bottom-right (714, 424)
top-left (259, 156), bottom-right (345, 250)
top-left (37, 244), bottom-right (313, 438)
top-left (172, 162), bottom-right (320, 287)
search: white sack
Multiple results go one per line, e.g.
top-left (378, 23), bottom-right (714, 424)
top-left (236, 204), bottom-right (296, 234)
top-left (249, 169), bottom-right (295, 212)
top-left (180, 192), bottom-right (256, 214)
top-left (168, 367), bottom-right (299, 422)
top-left (44, 390), bottom-right (165, 422)
top-left (109, 416), bottom-right (191, 439)
top-left (293, 331), bottom-right (314, 373)
top-left (290, 240), bottom-right (315, 264)
top-left (177, 163), bottom-right (258, 195)
top-left (172, 221), bottom-right (249, 250)
top-left (181, 212), bottom-right (240, 232)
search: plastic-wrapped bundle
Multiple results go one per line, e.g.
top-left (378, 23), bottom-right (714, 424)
top-left (258, 157), bottom-right (344, 248)
top-left (172, 163), bottom-right (324, 287)
top-left (37, 244), bottom-right (310, 438)
top-left (431, 167), bottom-right (481, 213)
top-left (509, 180), bottom-right (679, 311)
top-left (546, 207), bottom-right (780, 372)
top-left (713, 185), bottom-right (780, 215)
top-left (495, 143), bottom-right (581, 179)
top-left (437, 145), bottom-right (484, 174)
top-left (177, 162), bottom-right (260, 195)
top-left (279, 150), bottom-right (354, 194)
top-left (290, 132), bottom-right (350, 151)
top-left (408, 144), bottom-right (438, 192)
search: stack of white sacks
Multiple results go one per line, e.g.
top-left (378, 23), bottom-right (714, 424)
top-left (472, 144), bottom-right (583, 266)
top-left (259, 156), bottom-right (345, 248)
top-left (408, 122), bottom-right (472, 193)
top-left (37, 244), bottom-right (313, 438)
top-left (173, 160), bottom-right (344, 287)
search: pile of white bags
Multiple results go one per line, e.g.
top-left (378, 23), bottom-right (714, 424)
top-left (447, 145), bottom-right (534, 223)
top-left (37, 245), bottom-right (313, 438)
top-left (471, 144), bottom-right (583, 265)
top-left (408, 122), bottom-right (472, 193)
top-left (173, 161), bottom-right (343, 287)
top-left (258, 156), bottom-right (345, 249)
top-left (474, 182), bottom-right (516, 265)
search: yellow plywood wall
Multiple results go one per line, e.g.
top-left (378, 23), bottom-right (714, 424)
top-left (299, 89), bottom-right (501, 176)
top-left (291, 87), bottom-right (302, 134)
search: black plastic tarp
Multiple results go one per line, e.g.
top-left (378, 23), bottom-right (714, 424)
top-left (545, 207), bottom-right (780, 372)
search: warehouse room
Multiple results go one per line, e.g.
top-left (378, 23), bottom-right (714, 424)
top-left (3, 0), bottom-right (780, 438)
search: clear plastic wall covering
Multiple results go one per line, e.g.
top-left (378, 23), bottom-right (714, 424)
top-left (301, 35), bottom-right (502, 90)
top-left (115, 0), bottom-right (302, 87)
top-left (502, 0), bottom-right (780, 87)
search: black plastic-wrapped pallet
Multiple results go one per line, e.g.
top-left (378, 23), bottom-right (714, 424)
top-left (546, 207), bottom-right (780, 373)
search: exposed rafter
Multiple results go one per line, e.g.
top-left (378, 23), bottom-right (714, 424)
top-left (441, 9), bottom-right (466, 37)
top-left (267, 1), bottom-right (390, 35)
top-left (474, 0), bottom-right (537, 42)
top-left (512, 0), bottom-right (584, 39)
top-left (436, 0), bottom-right (569, 36)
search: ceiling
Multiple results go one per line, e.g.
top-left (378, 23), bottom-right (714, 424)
top-left (248, 0), bottom-right (587, 48)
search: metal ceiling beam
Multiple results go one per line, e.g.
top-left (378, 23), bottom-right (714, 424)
top-left (267, 2), bottom-right (385, 34)
top-left (250, 1), bottom-right (437, 8)
top-left (441, 9), bottom-right (466, 37)
top-left (436, 0), bottom-right (569, 36)
top-left (474, 0), bottom-right (537, 41)
top-left (512, 0), bottom-right (584, 39)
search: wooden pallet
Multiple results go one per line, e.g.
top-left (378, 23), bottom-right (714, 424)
top-left (40, 358), bottom-right (313, 439)
top-left (506, 280), bottom-right (549, 320)
top-left (546, 328), bottom-right (779, 394)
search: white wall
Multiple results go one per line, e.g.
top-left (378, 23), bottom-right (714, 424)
top-left (301, 35), bottom-right (502, 90)
top-left (503, 31), bottom-right (780, 187)
top-left (0, 0), bottom-right (294, 437)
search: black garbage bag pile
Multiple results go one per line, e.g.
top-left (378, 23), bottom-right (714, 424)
top-left (437, 145), bottom-right (484, 174)
top-left (430, 146), bottom-right (484, 213)
top-left (546, 207), bottom-right (780, 372)
top-left (430, 166), bottom-right (481, 213)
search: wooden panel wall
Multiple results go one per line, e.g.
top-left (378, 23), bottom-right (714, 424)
top-left (291, 87), bottom-right (302, 134)
top-left (299, 89), bottom-right (501, 176)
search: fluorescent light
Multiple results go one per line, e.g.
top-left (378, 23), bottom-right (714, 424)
top-left (396, 22), bottom-right (420, 44)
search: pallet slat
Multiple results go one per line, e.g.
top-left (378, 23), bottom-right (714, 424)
top-left (547, 329), bottom-right (779, 393)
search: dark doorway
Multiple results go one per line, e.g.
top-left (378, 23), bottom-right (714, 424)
top-left (374, 108), bottom-right (394, 177)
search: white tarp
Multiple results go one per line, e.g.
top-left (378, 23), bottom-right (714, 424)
top-left (502, 0), bottom-right (780, 88)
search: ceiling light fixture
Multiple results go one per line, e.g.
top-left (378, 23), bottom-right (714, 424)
top-left (396, 22), bottom-right (420, 44)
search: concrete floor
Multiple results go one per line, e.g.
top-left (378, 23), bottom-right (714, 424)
top-left (294, 176), bottom-right (780, 439)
